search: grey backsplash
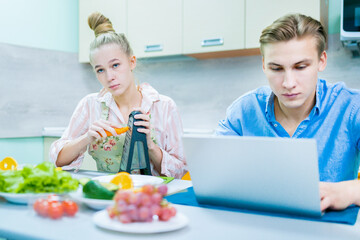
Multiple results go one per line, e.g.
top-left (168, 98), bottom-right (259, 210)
top-left (1, 34), bottom-right (359, 138)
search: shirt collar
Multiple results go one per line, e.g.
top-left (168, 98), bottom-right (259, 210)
top-left (96, 83), bottom-right (160, 113)
top-left (313, 79), bottom-right (322, 116)
top-left (96, 90), bottom-right (113, 107)
top-left (139, 83), bottom-right (160, 113)
top-left (265, 92), bottom-right (276, 122)
top-left (265, 79), bottom-right (322, 122)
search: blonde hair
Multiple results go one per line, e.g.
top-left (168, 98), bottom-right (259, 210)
top-left (88, 12), bottom-right (133, 63)
top-left (259, 13), bottom-right (327, 58)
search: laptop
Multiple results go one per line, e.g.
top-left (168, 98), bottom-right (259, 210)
top-left (183, 134), bottom-right (322, 218)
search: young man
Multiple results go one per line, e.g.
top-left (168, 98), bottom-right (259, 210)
top-left (216, 14), bottom-right (360, 211)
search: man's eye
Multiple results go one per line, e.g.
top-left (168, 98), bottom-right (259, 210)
top-left (296, 65), bottom-right (307, 70)
top-left (113, 63), bottom-right (119, 68)
top-left (271, 67), bottom-right (282, 71)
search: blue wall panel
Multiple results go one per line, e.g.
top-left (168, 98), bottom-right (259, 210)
top-left (0, 137), bottom-right (44, 165)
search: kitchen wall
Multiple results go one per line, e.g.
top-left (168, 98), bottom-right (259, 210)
top-left (0, 0), bottom-right (78, 53)
top-left (0, 0), bottom-right (359, 164)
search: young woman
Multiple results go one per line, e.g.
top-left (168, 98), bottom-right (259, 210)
top-left (50, 12), bottom-right (187, 178)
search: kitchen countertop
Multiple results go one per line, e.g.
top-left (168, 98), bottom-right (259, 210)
top-left (0, 127), bottom-right (215, 139)
top-left (41, 127), bottom-right (215, 138)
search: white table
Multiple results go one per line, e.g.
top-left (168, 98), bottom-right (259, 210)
top-left (1, 200), bottom-right (360, 240)
top-left (1, 171), bottom-right (360, 240)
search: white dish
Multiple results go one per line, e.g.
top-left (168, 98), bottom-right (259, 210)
top-left (70, 187), bottom-right (112, 210)
top-left (70, 175), bottom-right (164, 210)
top-left (92, 174), bottom-right (164, 188)
top-left (93, 209), bottom-right (189, 233)
top-left (0, 192), bottom-right (64, 205)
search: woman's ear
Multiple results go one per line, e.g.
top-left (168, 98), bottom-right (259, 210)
top-left (130, 55), bottom-right (137, 71)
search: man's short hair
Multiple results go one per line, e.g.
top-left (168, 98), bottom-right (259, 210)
top-left (259, 13), bottom-right (327, 58)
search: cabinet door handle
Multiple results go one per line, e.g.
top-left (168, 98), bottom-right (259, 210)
top-left (201, 38), bottom-right (224, 47)
top-left (144, 44), bottom-right (163, 52)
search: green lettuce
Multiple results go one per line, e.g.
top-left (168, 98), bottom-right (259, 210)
top-left (0, 161), bottom-right (79, 193)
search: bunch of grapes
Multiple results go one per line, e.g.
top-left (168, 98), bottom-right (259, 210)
top-left (107, 184), bottom-right (177, 223)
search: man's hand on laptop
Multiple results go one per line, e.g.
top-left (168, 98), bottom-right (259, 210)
top-left (319, 180), bottom-right (360, 211)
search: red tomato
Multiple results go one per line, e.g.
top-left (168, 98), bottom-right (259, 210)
top-left (34, 199), bottom-right (49, 217)
top-left (62, 200), bottom-right (78, 217)
top-left (47, 194), bottom-right (60, 203)
top-left (33, 199), bottom-right (43, 213)
top-left (47, 202), bottom-right (64, 219)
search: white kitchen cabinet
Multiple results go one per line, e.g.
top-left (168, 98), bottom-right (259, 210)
top-left (78, 0), bottom-right (127, 63)
top-left (78, 0), bottom-right (325, 61)
top-left (183, 0), bottom-right (245, 54)
top-left (245, 0), bottom-right (321, 49)
top-left (127, 0), bottom-right (182, 58)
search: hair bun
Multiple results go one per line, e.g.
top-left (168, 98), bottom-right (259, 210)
top-left (88, 12), bottom-right (115, 37)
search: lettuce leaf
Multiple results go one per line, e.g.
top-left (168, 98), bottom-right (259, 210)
top-left (0, 161), bottom-right (79, 193)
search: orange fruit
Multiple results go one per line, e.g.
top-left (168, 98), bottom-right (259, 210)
top-left (181, 171), bottom-right (191, 180)
top-left (110, 172), bottom-right (133, 189)
top-left (0, 157), bottom-right (18, 170)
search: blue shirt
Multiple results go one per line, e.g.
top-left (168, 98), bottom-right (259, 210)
top-left (216, 79), bottom-right (360, 182)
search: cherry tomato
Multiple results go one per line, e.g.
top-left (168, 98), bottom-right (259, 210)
top-left (47, 202), bottom-right (64, 219)
top-left (62, 200), bottom-right (78, 217)
top-left (33, 199), bottom-right (43, 213)
top-left (47, 194), bottom-right (60, 203)
top-left (34, 199), bottom-right (49, 217)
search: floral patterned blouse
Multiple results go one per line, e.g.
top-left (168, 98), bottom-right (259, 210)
top-left (49, 83), bottom-right (187, 179)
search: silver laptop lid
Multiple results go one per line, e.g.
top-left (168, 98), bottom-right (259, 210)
top-left (183, 134), bottom-right (322, 218)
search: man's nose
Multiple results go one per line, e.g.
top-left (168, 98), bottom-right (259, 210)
top-left (282, 71), bottom-right (296, 89)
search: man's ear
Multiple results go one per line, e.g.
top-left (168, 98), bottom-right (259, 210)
top-left (262, 57), bottom-right (266, 72)
top-left (318, 51), bottom-right (327, 72)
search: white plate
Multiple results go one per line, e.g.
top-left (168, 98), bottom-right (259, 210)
top-left (69, 187), bottom-right (112, 210)
top-left (70, 175), bottom-right (164, 210)
top-left (0, 192), bottom-right (63, 205)
top-left (92, 174), bottom-right (164, 188)
top-left (93, 209), bottom-right (189, 233)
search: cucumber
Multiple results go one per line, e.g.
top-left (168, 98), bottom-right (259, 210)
top-left (82, 180), bottom-right (115, 200)
top-left (100, 182), bottom-right (119, 192)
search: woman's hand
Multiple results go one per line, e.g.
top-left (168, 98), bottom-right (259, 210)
top-left (56, 119), bottom-right (121, 168)
top-left (86, 119), bottom-right (122, 143)
top-left (319, 180), bottom-right (360, 211)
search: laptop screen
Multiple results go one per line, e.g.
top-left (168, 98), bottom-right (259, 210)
top-left (183, 134), bottom-right (322, 218)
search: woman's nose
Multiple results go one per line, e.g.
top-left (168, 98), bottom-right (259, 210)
top-left (106, 70), bottom-right (116, 82)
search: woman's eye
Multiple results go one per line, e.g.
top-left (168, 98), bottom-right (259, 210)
top-left (113, 63), bottom-right (119, 68)
top-left (271, 67), bottom-right (282, 71)
top-left (96, 69), bottom-right (104, 73)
